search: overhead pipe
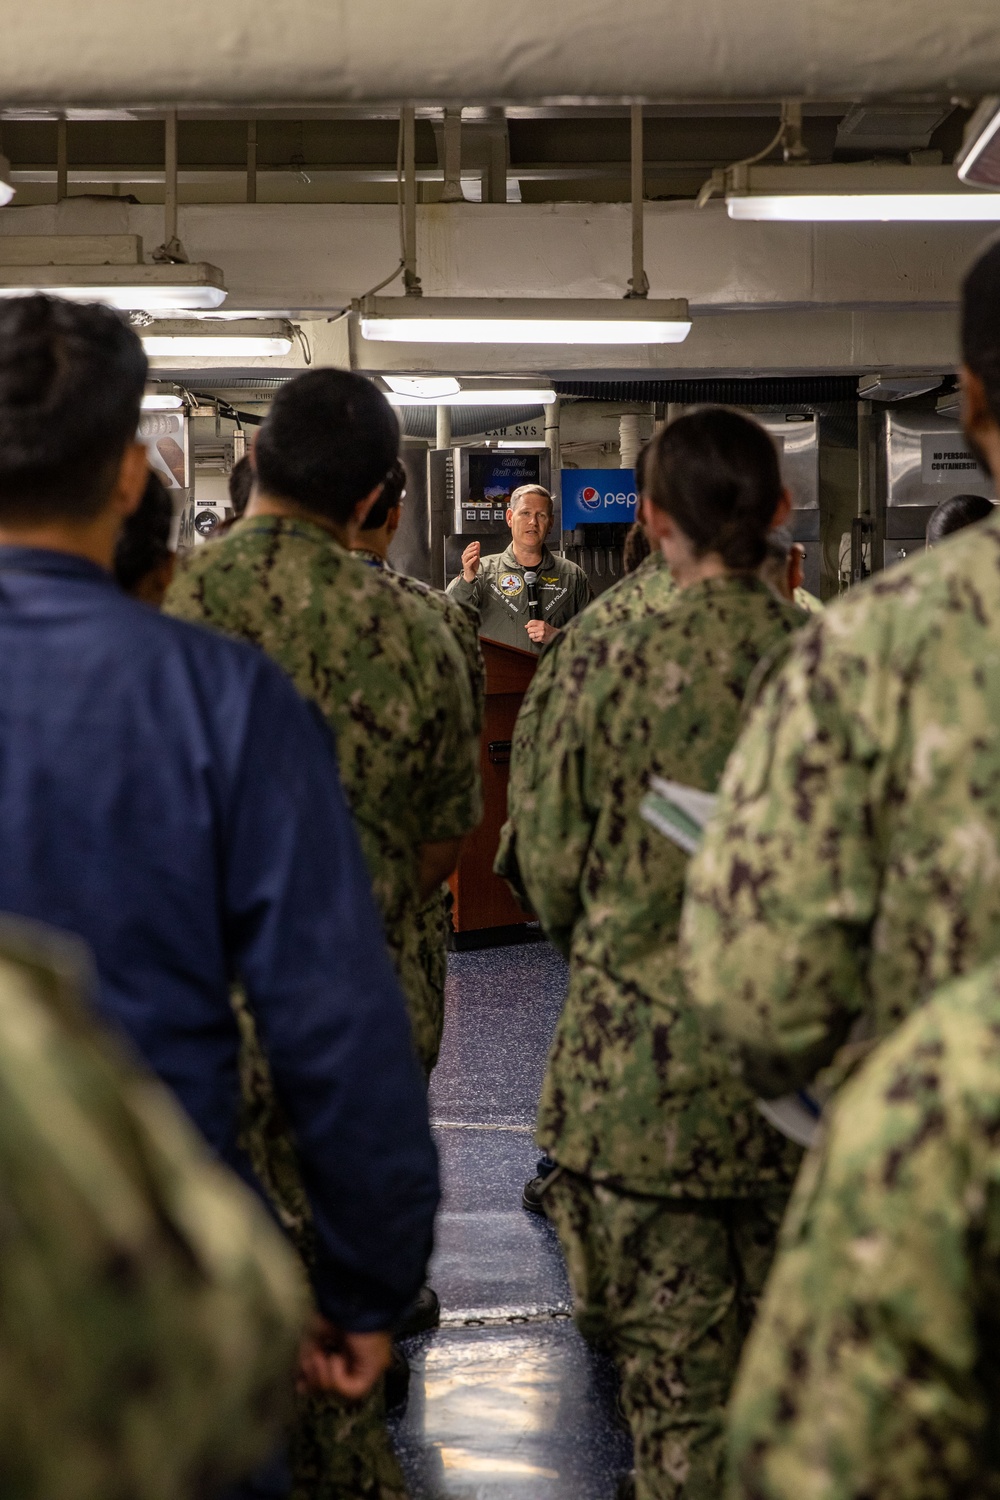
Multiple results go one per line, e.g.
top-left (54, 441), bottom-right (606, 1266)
top-left (246, 121), bottom-right (257, 204)
top-left (153, 109), bottom-right (188, 264)
top-left (0, 0), bottom-right (997, 106)
top-left (55, 116), bottom-right (67, 202)
top-left (401, 106), bottom-right (422, 296)
top-left (627, 104), bottom-right (649, 300)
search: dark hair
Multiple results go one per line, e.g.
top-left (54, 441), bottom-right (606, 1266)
top-left (758, 531), bottom-right (793, 600)
top-left (361, 458), bottom-right (406, 532)
top-left (623, 521), bottom-right (651, 573)
top-left (254, 369), bottom-right (399, 525)
top-left (114, 472), bottom-right (173, 592)
top-left (926, 492), bottom-right (994, 545)
top-left (646, 408), bottom-right (783, 570)
top-left (962, 238), bottom-right (1000, 421)
top-left (635, 439), bottom-right (651, 497)
top-left (228, 454), bottom-right (253, 517)
top-left (0, 295), bottom-right (147, 523)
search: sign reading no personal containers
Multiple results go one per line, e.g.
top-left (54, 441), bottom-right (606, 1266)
top-left (561, 469), bottom-right (638, 528)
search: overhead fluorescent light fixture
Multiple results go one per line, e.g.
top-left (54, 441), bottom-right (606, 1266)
top-left (359, 296), bottom-right (691, 345)
top-left (141, 391), bottom-right (184, 410)
top-left (384, 385), bottom-right (557, 407)
top-left (383, 375), bottom-right (461, 399)
top-left (142, 318), bottom-right (293, 358)
top-left (0, 154), bottom-right (14, 208)
top-left (721, 163), bottom-right (1000, 221)
top-left (0, 262), bottom-right (227, 310)
top-left (857, 373), bottom-right (943, 403)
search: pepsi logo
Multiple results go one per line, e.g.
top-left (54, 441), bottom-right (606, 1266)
top-left (580, 485), bottom-right (602, 512)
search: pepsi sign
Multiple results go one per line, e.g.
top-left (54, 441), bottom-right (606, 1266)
top-left (562, 468), bottom-right (638, 528)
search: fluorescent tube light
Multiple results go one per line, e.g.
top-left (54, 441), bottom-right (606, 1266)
top-left (385, 387), bottom-right (557, 407)
top-left (143, 335), bottom-right (292, 356)
top-left (141, 392), bottom-right (184, 410)
top-left (730, 194), bottom-right (1000, 222)
top-left (721, 163), bottom-right (1000, 222)
top-left (0, 262), bottom-right (226, 310)
top-left (383, 375), bottom-right (461, 399)
top-left (359, 296), bottom-right (691, 346)
top-left (142, 318), bottom-right (293, 358)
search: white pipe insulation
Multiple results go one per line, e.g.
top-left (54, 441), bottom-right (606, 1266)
top-left (619, 415), bottom-right (642, 470)
top-left (0, 0), bottom-right (997, 107)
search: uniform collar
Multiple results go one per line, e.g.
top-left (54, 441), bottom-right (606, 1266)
top-left (678, 572), bottom-right (771, 603)
top-left (234, 514), bottom-right (352, 555)
top-left (0, 545), bottom-right (116, 587)
top-left (500, 542), bottom-right (555, 573)
top-left (351, 546), bottom-right (388, 570)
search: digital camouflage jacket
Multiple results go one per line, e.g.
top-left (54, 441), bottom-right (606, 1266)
top-left (513, 573), bottom-right (805, 1196)
top-left (680, 513), bottom-right (1000, 1098)
top-left (728, 956), bottom-right (1000, 1500)
top-left (166, 516), bottom-right (482, 1073)
top-left (354, 546), bottom-right (486, 1067)
top-left (0, 918), bottom-right (305, 1500)
top-left (495, 548), bottom-right (673, 908)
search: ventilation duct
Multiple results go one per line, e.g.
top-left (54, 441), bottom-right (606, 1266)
top-left (555, 377), bottom-right (859, 404)
top-left (397, 404), bottom-right (543, 441)
top-left (1, 0), bottom-right (999, 105)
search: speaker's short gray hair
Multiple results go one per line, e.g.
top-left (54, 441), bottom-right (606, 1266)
top-left (509, 484), bottom-right (553, 515)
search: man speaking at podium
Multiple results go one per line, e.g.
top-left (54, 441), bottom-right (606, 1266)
top-left (447, 484), bottom-right (591, 652)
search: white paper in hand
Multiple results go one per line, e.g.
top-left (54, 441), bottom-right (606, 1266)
top-left (639, 777), bottom-right (718, 856)
top-left (640, 776), bottom-right (823, 1150)
top-left (756, 1092), bottom-right (822, 1149)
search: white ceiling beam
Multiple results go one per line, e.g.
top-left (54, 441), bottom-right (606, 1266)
top-left (0, 199), bottom-right (983, 316)
top-left (149, 306), bottom-right (960, 379)
top-left (345, 309), bottom-right (960, 377)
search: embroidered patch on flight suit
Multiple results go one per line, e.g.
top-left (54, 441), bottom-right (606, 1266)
top-left (499, 573), bottom-right (524, 596)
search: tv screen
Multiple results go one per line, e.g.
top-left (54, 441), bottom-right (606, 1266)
top-left (466, 452), bottom-right (542, 506)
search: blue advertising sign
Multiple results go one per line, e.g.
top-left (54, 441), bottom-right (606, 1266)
top-left (561, 468), bottom-right (638, 528)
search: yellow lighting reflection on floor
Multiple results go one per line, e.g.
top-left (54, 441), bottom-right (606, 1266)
top-left (439, 1447), bottom-right (559, 1480)
top-left (416, 1332), bottom-right (571, 1493)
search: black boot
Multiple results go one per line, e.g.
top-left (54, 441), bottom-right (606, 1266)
top-left (396, 1284), bottom-right (441, 1339)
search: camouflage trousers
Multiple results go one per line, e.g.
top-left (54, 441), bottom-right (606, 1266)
top-left (406, 886), bottom-right (451, 1076)
top-left (234, 992), bottom-right (408, 1500)
top-left (545, 1169), bottom-right (788, 1500)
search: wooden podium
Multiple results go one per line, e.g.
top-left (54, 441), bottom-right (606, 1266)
top-left (450, 636), bottom-right (538, 934)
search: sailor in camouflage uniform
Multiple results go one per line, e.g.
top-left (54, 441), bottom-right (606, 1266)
top-left (510, 411), bottom-right (805, 1500)
top-left (726, 955), bottom-right (1000, 1500)
top-left (167, 377), bottom-right (481, 1079)
top-left (680, 241), bottom-right (1000, 1102)
top-left (167, 371), bottom-right (480, 1500)
top-left (350, 459), bottom-right (486, 1047)
top-left (0, 916), bottom-right (307, 1500)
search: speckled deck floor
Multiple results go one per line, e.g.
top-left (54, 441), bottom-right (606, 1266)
top-left (390, 941), bottom-right (633, 1499)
